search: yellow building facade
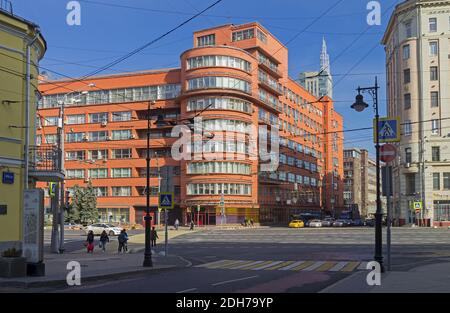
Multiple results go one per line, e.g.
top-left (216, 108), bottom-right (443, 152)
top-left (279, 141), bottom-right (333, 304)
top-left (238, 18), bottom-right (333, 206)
top-left (0, 7), bottom-right (46, 252)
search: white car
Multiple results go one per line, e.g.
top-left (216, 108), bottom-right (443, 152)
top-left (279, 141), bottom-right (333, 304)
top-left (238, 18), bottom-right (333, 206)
top-left (85, 223), bottom-right (122, 236)
top-left (309, 220), bottom-right (323, 227)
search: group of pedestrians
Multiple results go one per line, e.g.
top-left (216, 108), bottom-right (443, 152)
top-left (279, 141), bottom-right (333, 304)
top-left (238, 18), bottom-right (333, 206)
top-left (85, 229), bottom-right (130, 254)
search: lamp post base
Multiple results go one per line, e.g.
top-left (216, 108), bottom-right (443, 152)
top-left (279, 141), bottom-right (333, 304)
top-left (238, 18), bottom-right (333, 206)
top-left (143, 254), bottom-right (153, 267)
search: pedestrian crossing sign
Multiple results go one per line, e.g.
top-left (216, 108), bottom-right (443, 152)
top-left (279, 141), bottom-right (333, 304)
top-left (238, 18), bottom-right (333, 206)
top-left (158, 192), bottom-right (174, 209)
top-left (373, 117), bottom-right (400, 143)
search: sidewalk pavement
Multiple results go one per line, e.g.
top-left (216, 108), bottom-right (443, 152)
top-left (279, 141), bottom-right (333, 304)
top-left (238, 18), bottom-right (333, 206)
top-left (320, 259), bottom-right (450, 293)
top-left (0, 240), bottom-right (190, 289)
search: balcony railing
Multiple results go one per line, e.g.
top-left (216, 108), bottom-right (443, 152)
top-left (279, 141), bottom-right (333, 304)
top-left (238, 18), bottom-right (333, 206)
top-left (0, 0), bottom-right (13, 14)
top-left (29, 145), bottom-right (62, 172)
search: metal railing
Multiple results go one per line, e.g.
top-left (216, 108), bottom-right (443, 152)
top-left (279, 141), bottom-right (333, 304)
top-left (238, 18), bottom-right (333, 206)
top-left (0, 0), bottom-right (13, 14)
top-left (29, 145), bottom-right (62, 172)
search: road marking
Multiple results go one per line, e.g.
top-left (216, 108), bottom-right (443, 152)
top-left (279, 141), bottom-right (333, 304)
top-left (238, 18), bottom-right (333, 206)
top-left (196, 259), bottom-right (231, 268)
top-left (264, 261), bottom-right (295, 270)
top-left (241, 260), bottom-right (274, 270)
top-left (341, 261), bottom-right (360, 272)
top-left (302, 261), bottom-right (326, 271)
top-left (252, 261), bottom-right (283, 270)
top-left (176, 288), bottom-right (197, 293)
top-left (228, 261), bottom-right (264, 270)
top-left (316, 261), bottom-right (338, 272)
top-left (216, 260), bottom-right (249, 269)
top-left (279, 261), bottom-right (305, 270)
top-left (212, 275), bottom-right (259, 286)
top-left (292, 261), bottom-right (315, 271)
top-left (357, 262), bottom-right (368, 270)
top-left (328, 261), bottom-right (349, 272)
top-left (205, 260), bottom-right (242, 269)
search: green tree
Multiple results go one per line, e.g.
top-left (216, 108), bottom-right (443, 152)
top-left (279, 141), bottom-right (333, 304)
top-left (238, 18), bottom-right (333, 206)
top-left (70, 183), bottom-right (98, 225)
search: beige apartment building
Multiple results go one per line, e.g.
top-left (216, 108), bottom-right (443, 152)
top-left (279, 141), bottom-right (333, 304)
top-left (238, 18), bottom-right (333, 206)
top-left (382, 0), bottom-right (450, 227)
top-left (343, 148), bottom-right (380, 218)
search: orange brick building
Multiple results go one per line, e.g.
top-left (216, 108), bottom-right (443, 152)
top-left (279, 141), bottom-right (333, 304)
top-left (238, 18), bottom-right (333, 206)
top-left (37, 22), bottom-right (344, 226)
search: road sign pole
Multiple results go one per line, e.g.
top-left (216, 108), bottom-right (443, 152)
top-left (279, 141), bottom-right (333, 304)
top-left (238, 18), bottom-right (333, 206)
top-left (165, 208), bottom-right (168, 257)
top-left (386, 165), bottom-right (392, 271)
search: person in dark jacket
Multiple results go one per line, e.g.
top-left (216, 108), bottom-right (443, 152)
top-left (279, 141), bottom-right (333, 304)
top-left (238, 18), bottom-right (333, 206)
top-left (190, 220), bottom-right (195, 230)
top-left (151, 227), bottom-right (159, 247)
top-left (86, 230), bottom-right (95, 253)
top-left (118, 229), bottom-right (128, 253)
top-left (99, 230), bottom-right (109, 252)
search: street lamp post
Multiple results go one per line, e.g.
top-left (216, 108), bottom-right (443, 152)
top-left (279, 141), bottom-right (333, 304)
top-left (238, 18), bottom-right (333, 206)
top-left (351, 77), bottom-right (384, 272)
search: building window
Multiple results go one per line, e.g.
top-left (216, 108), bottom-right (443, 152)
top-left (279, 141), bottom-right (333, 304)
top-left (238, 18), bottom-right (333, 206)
top-left (112, 149), bottom-right (132, 159)
top-left (429, 17), bottom-right (437, 32)
top-left (187, 162), bottom-right (251, 175)
top-left (89, 112), bottom-right (108, 123)
top-left (429, 41), bottom-right (438, 56)
top-left (444, 173), bottom-right (450, 190)
top-left (112, 186), bottom-right (131, 197)
top-left (431, 119), bottom-right (440, 135)
top-left (404, 93), bottom-right (411, 109)
top-left (405, 173), bottom-right (416, 195)
top-left (433, 173), bottom-right (440, 191)
top-left (432, 146), bottom-right (440, 162)
top-left (232, 29), bottom-right (254, 42)
top-left (112, 129), bottom-right (132, 140)
top-left (66, 151), bottom-right (85, 161)
top-left (187, 55), bottom-right (251, 72)
top-left (430, 67), bottom-right (438, 81)
top-left (403, 120), bottom-right (412, 136)
top-left (94, 187), bottom-right (108, 197)
top-left (403, 69), bottom-right (410, 84)
top-left (405, 147), bottom-right (412, 163)
top-left (111, 168), bottom-right (131, 178)
top-left (404, 21), bottom-right (412, 38)
top-left (187, 183), bottom-right (251, 195)
top-left (66, 169), bottom-right (84, 179)
top-left (88, 131), bottom-right (108, 142)
top-left (403, 45), bottom-right (410, 60)
top-left (256, 29), bottom-right (267, 43)
top-left (66, 114), bottom-right (85, 125)
top-left (197, 34), bottom-right (215, 47)
top-left (66, 132), bottom-right (85, 143)
top-left (187, 76), bottom-right (251, 94)
top-left (187, 97), bottom-right (252, 113)
top-left (431, 91), bottom-right (439, 107)
top-left (111, 111), bottom-right (131, 122)
top-left (88, 149), bottom-right (108, 160)
top-left (45, 134), bottom-right (57, 144)
top-left (43, 116), bottom-right (58, 126)
top-left (88, 168), bottom-right (108, 179)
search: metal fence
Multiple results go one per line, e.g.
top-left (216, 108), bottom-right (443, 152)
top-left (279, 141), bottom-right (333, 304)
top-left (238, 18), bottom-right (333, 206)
top-left (29, 145), bottom-right (62, 172)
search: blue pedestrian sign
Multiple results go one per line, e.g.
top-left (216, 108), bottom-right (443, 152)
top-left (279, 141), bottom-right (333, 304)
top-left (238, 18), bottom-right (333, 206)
top-left (158, 192), bottom-right (174, 209)
top-left (373, 117), bottom-right (400, 143)
top-left (2, 172), bottom-right (14, 184)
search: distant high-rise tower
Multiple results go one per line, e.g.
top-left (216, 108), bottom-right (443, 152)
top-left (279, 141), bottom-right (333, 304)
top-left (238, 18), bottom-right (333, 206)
top-left (299, 37), bottom-right (333, 98)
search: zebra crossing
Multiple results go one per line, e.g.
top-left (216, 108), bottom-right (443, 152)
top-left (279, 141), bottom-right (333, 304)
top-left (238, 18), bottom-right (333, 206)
top-left (195, 259), bottom-right (368, 273)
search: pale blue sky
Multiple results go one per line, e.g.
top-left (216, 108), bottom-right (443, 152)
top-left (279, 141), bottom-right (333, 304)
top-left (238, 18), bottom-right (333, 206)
top-left (13, 0), bottom-right (402, 156)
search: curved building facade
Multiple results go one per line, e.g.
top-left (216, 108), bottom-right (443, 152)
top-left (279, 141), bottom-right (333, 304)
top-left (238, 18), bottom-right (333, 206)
top-left (37, 22), bottom-right (344, 226)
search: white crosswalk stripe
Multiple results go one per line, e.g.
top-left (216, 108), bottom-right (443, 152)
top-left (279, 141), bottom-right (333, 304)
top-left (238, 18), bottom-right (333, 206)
top-left (328, 261), bottom-right (349, 272)
top-left (303, 261), bottom-right (326, 271)
top-left (252, 261), bottom-right (284, 270)
top-left (279, 261), bottom-right (305, 270)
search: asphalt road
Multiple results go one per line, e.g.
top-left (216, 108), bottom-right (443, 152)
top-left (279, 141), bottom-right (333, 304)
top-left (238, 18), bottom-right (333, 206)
top-left (41, 226), bottom-right (450, 293)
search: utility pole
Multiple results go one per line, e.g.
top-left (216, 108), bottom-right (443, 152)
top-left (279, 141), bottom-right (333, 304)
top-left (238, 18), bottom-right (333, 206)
top-left (143, 101), bottom-right (153, 267)
top-left (57, 102), bottom-right (65, 253)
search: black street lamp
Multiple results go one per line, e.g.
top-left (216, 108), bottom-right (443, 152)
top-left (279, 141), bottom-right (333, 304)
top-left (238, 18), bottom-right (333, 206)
top-left (143, 101), bottom-right (169, 267)
top-left (351, 77), bottom-right (384, 272)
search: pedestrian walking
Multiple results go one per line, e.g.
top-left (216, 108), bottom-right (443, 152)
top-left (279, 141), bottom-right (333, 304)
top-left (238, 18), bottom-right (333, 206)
top-left (118, 229), bottom-right (129, 253)
top-left (151, 226), bottom-right (159, 247)
top-left (99, 230), bottom-right (109, 252)
top-left (190, 220), bottom-right (194, 230)
top-left (174, 218), bottom-right (180, 231)
top-left (86, 230), bottom-right (95, 253)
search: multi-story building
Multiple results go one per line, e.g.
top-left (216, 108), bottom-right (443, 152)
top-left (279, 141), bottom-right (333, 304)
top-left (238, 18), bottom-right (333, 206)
top-left (0, 3), bottom-right (50, 253)
top-left (299, 38), bottom-right (333, 99)
top-left (343, 148), bottom-right (382, 218)
top-left (382, 0), bottom-right (450, 227)
top-left (38, 22), bottom-right (344, 226)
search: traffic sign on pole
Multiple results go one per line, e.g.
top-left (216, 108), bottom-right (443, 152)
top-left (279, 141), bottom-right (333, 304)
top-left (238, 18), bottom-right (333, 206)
top-left (158, 192), bottom-right (174, 209)
top-left (380, 144), bottom-right (397, 163)
top-left (374, 117), bottom-right (400, 143)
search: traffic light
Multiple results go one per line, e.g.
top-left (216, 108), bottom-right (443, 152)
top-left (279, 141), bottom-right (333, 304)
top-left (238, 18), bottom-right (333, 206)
top-left (48, 182), bottom-right (57, 198)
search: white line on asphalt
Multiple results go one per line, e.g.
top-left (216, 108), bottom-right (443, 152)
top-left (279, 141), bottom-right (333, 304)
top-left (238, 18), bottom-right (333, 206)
top-left (229, 261), bottom-right (265, 270)
top-left (176, 288), bottom-right (198, 293)
top-left (212, 275), bottom-right (259, 286)
top-left (302, 261), bottom-right (326, 271)
top-left (279, 261), bottom-right (305, 270)
top-left (328, 261), bottom-right (349, 272)
top-left (357, 262), bottom-right (368, 270)
top-left (252, 261), bottom-right (283, 270)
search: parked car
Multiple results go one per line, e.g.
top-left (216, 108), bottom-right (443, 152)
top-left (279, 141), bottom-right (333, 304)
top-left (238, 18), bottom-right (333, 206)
top-left (321, 218), bottom-right (335, 227)
top-left (309, 220), bottom-right (323, 227)
top-left (352, 219), bottom-right (364, 226)
top-left (332, 219), bottom-right (348, 227)
top-left (288, 220), bottom-right (305, 228)
top-left (64, 222), bottom-right (83, 230)
top-left (84, 223), bottom-right (122, 236)
top-left (364, 219), bottom-right (375, 227)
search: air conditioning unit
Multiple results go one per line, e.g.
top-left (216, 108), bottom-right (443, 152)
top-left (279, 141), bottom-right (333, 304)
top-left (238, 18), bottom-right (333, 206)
top-left (101, 121), bottom-right (108, 127)
top-left (130, 134), bottom-right (136, 139)
top-left (84, 178), bottom-right (90, 183)
top-left (106, 136), bottom-right (112, 141)
top-left (405, 163), bottom-right (411, 168)
top-left (82, 135), bottom-right (88, 141)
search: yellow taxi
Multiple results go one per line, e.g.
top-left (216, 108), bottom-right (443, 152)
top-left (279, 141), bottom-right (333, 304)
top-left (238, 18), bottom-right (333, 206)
top-left (288, 220), bottom-right (305, 228)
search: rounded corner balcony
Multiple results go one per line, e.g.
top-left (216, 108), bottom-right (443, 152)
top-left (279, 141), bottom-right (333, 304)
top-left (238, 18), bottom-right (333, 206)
top-left (186, 96), bottom-right (253, 116)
